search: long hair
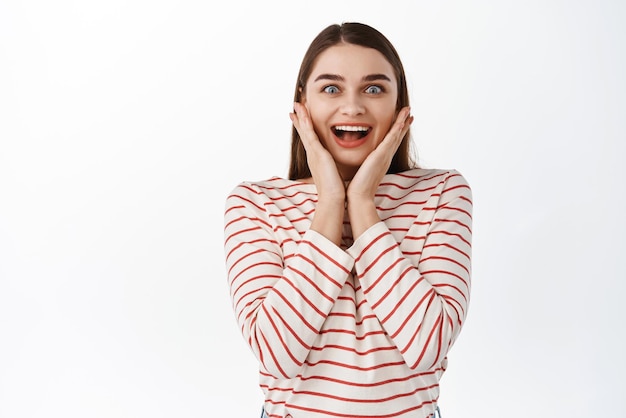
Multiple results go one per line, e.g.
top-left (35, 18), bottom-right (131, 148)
top-left (288, 22), bottom-right (416, 180)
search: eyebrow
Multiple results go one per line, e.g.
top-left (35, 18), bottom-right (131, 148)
top-left (313, 73), bottom-right (392, 82)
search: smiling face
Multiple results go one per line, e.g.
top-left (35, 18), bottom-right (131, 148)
top-left (301, 43), bottom-right (398, 180)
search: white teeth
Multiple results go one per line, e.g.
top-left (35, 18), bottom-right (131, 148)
top-left (334, 125), bottom-right (369, 132)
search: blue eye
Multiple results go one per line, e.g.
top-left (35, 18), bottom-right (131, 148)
top-left (365, 85), bottom-right (383, 94)
top-left (323, 85), bottom-right (339, 94)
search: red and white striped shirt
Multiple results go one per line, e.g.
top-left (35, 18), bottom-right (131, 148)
top-left (224, 168), bottom-right (472, 418)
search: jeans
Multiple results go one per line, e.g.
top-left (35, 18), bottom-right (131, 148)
top-left (260, 405), bottom-right (442, 417)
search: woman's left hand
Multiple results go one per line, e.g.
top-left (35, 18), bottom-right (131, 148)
top-left (346, 106), bottom-right (413, 202)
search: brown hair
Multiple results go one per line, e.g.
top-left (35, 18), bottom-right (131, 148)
top-left (288, 22), bottom-right (416, 180)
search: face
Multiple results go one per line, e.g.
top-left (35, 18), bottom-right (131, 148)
top-left (302, 43), bottom-right (398, 180)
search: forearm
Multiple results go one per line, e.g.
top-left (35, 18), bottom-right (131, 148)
top-left (310, 197), bottom-right (345, 246)
top-left (348, 223), bottom-right (470, 371)
top-left (346, 177), bottom-right (473, 371)
top-left (225, 183), bottom-right (355, 378)
top-left (227, 224), bottom-right (353, 378)
top-left (346, 196), bottom-right (380, 240)
top-left (240, 232), bottom-right (353, 377)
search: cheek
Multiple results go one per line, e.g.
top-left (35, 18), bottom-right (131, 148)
top-left (306, 105), bottom-right (330, 138)
top-left (376, 99), bottom-right (398, 127)
top-left (377, 112), bottom-right (397, 141)
top-left (307, 114), bottom-right (331, 146)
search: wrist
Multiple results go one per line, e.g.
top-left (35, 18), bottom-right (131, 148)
top-left (346, 192), bottom-right (374, 208)
top-left (317, 192), bottom-right (346, 207)
top-left (311, 198), bottom-right (345, 246)
top-left (347, 198), bottom-right (379, 240)
top-left (347, 193), bottom-right (377, 215)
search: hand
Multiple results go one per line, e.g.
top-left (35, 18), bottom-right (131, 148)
top-left (290, 102), bottom-right (346, 202)
top-left (346, 106), bottom-right (413, 202)
top-left (290, 102), bottom-right (346, 245)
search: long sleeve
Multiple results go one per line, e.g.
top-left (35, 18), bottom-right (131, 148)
top-left (224, 182), bottom-right (355, 378)
top-left (224, 171), bottom-right (473, 418)
top-left (346, 170), bottom-right (472, 372)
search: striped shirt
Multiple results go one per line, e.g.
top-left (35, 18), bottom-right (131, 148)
top-left (224, 168), bottom-right (473, 418)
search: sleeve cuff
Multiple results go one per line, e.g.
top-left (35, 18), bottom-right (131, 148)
top-left (302, 228), bottom-right (355, 275)
top-left (346, 221), bottom-right (390, 261)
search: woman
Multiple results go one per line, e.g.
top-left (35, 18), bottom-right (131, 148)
top-left (224, 22), bottom-right (472, 418)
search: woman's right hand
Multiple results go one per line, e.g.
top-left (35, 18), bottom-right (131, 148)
top-left (290, 102), bottom-right (345, 203)
top-left (290, 102), bottom-right (345, 246)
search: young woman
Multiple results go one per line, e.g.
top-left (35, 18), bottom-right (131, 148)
top-left (224, 22), bottom-right (472, 418)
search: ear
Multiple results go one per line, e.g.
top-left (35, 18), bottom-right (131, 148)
top-left (299, 86), bottom-right (306, 105)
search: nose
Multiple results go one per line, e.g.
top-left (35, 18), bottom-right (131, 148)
top-left (339, 92), bottom-right (365, 116)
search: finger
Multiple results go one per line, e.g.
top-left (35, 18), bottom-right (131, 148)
top-left (290, 103), bottom-right (303, 130)
top-left (392, 106), bottom-right (412, 137)
top-left (293, 102), bottom-right (313, 129)
top-left (291, 103), bottom-right (309, 136)
top-left (292, 102), bottom-right (321, 150)
top-left (388, 107), bottom-right (411, 140)
top-left (378, 107), bottom-right (412, 151)
top-left (399, 114), bottom-right (414, 139)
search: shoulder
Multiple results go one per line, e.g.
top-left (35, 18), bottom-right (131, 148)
top-left (385, 168), bottom-right (471, 193)
top-left (226, 176), bottom-right (279, 194)
top-left (225, 176), bottom-right (316, 208)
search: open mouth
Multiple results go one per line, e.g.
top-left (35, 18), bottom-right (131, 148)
top-left (332, 125), bottom-right (371, 141)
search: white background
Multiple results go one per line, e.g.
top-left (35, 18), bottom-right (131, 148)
top-left (1, 0), bottom-right (625, 417)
